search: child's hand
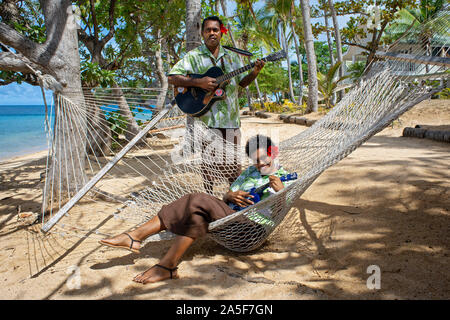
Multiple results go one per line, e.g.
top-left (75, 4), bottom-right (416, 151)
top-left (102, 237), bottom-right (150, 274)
top-left (269, 175), bottom-right (284, 192)
top-left (224, 190), bottom-right (254, 208)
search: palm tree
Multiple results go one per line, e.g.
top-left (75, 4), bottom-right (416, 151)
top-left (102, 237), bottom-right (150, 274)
top-left (384, 0), bottom-right (447, 74)
top-left (319, 0), bottom-right (335, 105)
top-left (185, 0), bottom-right (201, 52)
top-left (317, 61), bottom-right (350, 109)
top-left (288, 1), bottom-right (304, 105)
top-left (232, 5), bottom-right (266, 110)
top-left (216, 3), bottom-right (254, 111)
top-left (320, 0), bottom-right (335, 66)
top-left (261, 0), bottom-right (296, 102)
top-left (387, 0), bottom-right (446, 37)
top-left (185, 0), bottom-right (201, 149)
top-left (327, 0), bottom-right (344, 101)
top-left (299, 0), bottom-right (319, 112)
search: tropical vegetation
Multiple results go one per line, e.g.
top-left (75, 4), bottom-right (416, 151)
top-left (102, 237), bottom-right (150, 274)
top-left (0, 0), bottom-right (447, 112)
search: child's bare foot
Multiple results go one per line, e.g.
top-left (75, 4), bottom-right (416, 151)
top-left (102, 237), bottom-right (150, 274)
top-left (133, 264), bottom-right (179, 284)
top-left (99, 233), bottom-right (141, 254)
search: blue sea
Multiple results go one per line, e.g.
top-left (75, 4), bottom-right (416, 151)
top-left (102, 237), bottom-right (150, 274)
top-left (0, 104), bottom-right (154, 161)
top-left (0, 105), bottom-right (51, 161)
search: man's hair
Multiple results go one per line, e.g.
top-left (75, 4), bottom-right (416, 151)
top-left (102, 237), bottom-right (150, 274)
top-left (245, 135), bottom-right (275, 158)
top-left (201, 16), bottom-right (223, 31)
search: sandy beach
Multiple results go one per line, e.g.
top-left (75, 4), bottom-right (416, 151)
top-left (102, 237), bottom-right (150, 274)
top-left (0, 98), bottom-right (448, 300)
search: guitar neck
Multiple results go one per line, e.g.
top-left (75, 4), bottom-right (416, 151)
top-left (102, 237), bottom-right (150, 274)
top-left (216, 58), bottom-right (267, 84)
top-left (253, 173), bottom-right (297, 194)
top-left (253, 181), bottom-right (271, 195)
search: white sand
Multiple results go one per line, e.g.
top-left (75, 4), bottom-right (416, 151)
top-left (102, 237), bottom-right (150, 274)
top-left (0, 99), bottom-right (448, 299)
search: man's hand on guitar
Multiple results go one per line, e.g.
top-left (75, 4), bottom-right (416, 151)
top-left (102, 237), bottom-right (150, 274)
top-left (239, 59), bottom-right (266, 88)
top-left (195, 76), bottom-right (217, 92)
top-left (224, 190), bottom-right (254, 208)
top-left (253, 59), bottom-right (265, 73)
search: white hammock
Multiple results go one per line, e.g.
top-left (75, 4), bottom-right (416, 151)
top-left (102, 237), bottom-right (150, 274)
top-left (39, 8), bottom-right (449, 252)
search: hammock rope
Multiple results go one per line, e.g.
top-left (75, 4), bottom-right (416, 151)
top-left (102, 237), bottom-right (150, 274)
top-left (37, 7), bottom-right (449, 252)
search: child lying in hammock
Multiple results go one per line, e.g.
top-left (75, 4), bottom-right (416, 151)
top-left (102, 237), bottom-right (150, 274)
top-left (99, 134), bottom-right (294, 284)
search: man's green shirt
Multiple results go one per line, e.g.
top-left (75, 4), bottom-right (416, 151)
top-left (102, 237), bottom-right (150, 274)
top-left (169, 44), bottom-right (245, 129)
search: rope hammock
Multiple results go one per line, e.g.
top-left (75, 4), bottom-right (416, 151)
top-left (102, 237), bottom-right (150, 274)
top-left (37, 7), bottom-right (449, 252)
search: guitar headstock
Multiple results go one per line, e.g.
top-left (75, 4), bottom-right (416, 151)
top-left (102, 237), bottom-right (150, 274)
top-left (264, 50), bottom-right (287, 62)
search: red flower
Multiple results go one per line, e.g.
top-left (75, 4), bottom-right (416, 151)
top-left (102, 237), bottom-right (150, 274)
top-left (220, 24), bottom-right (228, 34)
top-left (267, 146), bottom-right (279, 159)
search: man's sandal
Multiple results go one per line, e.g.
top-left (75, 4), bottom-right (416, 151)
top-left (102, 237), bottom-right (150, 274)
top-left (99, 233), bottom-right (141, 254)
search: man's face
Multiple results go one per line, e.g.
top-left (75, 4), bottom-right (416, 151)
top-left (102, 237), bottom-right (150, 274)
top-left (202, 20), bottom-right (222, 47)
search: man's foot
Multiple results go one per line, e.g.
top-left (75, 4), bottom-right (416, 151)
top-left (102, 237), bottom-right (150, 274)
top-left (99, 233), bottom-right (141, 254)
top-left (133, 264), bottom-right (179, 284)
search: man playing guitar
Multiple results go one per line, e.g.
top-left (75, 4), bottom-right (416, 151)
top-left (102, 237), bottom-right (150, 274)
top-left (168, 16), bottom-right (265, 193)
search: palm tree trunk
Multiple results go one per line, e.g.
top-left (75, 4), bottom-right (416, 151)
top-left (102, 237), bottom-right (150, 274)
top-left (279, 21), bottom-right (295, 102)
top-left (327, 0), bottom-right (344, 101)
top-left (425, 38), bottom-right (431, 73)
top-left (289, 5), bottom-right (303, 105)
top-left (214, 0), bottom-right (220, 14)
top-left (300, 0), bottom-right (318, 112)
top-left (220, 0), bottom-right (255, 111)
top-left (292, 34), bottom-right (304, 105)
top-left (231, 36), bottom-right (253, 112)
top-left (185, 0), bottom-right (201, 52)
top-left (324, 11), bottom-right (335, 66)
top-left (185, 0), bottom-right (201, 152)
top-left (253, 69), bottom-right (264, 110)
top-left (323, 10), bottom-right (336, 106)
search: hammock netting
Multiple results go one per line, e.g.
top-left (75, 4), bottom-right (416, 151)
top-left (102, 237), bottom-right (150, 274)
top-left (39, 7), bottom-right (449, 252)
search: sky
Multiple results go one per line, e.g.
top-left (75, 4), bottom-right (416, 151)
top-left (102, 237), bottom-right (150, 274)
top-left (0, 82), bottom-right (53, 105)
top-left (0, 0), bottom-right (354, 105)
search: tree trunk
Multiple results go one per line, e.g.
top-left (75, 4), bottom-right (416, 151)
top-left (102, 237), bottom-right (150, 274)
top-left (83, 88), bottom-right (111, 156)
top-left (185, 0), bottom-right (202, 52)
top-left (323, 4), bottom-right (336, 105)
top-left (292, 35), bottom-right (304, 105)
top-left (403, 127), bottom-right (450, 143)
top-left (279, 21), bottom-right (295, 102)
top-left (253, 73), bottom-right (264, 110)
top-left (300, 0), bottom-right (318, 112)
top-left (214, 0), bottom-right (220, 14)
top-left (327, 0), bottom-right (343, 101)
top-left (425, 38), bottom-right (431, 73)
top-left (289, 7), bottom-right (303, 105)
top-left (324, 10), bottom-right (335, 66)
top-left (185, 0), bottom-right (201, 152)
top-left (220, 1), bottom-right (256, 111)
top-left (42, 0), bottom-right (87, 199)
top-left (365, 21), bottom-right (388, 73)
top-left (111, 83), bottom-right (140, 141)
top-left (155, 29), bottom-right (169, 109)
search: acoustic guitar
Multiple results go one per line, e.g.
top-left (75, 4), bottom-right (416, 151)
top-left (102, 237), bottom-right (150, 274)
top-left (229, 172), bottom-right (298, 211)
top-left (174, 50), bottom-right (287, 117)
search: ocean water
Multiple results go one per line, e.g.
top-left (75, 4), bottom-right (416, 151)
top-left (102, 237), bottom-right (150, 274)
top-left (0, 105), bottom-right (51, 161)
top-left (0, 104), bottom-right (154, 161)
